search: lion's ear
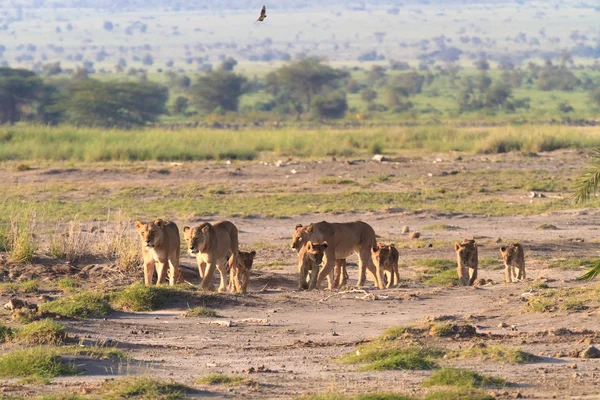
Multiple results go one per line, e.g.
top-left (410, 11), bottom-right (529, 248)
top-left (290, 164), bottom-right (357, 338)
top-left (306, 224), bottom-right (313, 233)
top-left (183, 226), bottom-right (190, 233)
top-left (135, 221), bottom-right (143, 231)
top-left (201, 225), bottom-right (210, 233)
top-left (372, 245), bottom-right (379, 253)
top-left (153, 219), bottom-right (164, 228)
top-left (250, 250), bottom-right (257, 257)
top-left (295, 224), bottom-right (303, 230)
top-left (307, 241), bottom-right (313, 250)
top-left (454, 242), bottom-right (461, 251)
top-left (321, 242), bottom-right (328, 250)
top-left (390, 244), bottom-right (396, 249)
top-left (500, 246), bottom-right (507, 253)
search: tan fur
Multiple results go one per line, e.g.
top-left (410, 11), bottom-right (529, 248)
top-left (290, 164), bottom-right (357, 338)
top-left (183, 221), bottom-right (239, 292)
top-left (298, 241), bottom-right (328, 290)
top-left (454, 239), bottom-right (478, 286)
top-left (228, 250), bottom-right (256, 294)
top-left (291, 221), bottom-right (383, 290)
top-left (372, 243), bottom-right (400, 288)
top-left (333, 259), bottom-right (349, 288)
top-left (500, 243), bottom-right (525, 283)
top-left (135, 219), bottom-right (183, 286)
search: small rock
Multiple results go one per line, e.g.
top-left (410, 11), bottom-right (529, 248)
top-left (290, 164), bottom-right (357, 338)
top-left (372, 154), bottom-right (385, 162)
top-left (498, 322), bottom-right (509, 328)
top-left (409, 232), bottom-right (421, 240)
top-left (401, 226), bottom-right (410, 234)
top-left (569, 364), bottom-right (578, 369)
top-left (290, 169), bottom-right (297, 174)
top-left (496, 238), bottom-right (502, 243)
top-left (579, 346), bottom-right (600, 359)
top-left (427, 173), bottom-right (433, 177)
top-left (332, 331), bottom-right (339, 337)
top-left (513, 393), bottom-right (524, 399)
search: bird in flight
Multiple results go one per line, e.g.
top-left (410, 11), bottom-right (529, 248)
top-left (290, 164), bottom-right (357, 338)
top-left (256, 5), bottom-right (267, 22)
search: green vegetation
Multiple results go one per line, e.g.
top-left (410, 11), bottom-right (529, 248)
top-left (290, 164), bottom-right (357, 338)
top-left (448, 345), bottom-right (537, 364)
top-left (13, 320), bottom-right (67, 345)
top-left (195, 374), bottom-right (247, 386)
top-left (548, 258), bottom-right (595, 270)
top-left (109, 283), bottom-right (167, 312)
top-left (318, 178), bottom-right (357, 185)
top-left (0, 323), bottom-right (14, 342)
top-left (424, 389), bottom-right (495, 400)
top-left (185, 306), bottom-right (220, 318)
top-left (5, 213), bottom-right (37, 263)
top-left (98, 377), bottom-right (192, 399)
top-left (0, 347), bottom-right (77, 380)
top-left (299, 395), bottom-right (415, 400)
top-left (0, 280), bottom-right (40, 295)
top-left (525, 287), bottom-right (596, 313)
top-left (423, 368), bottom-right (506, 388)
top-left (40, 291), bottom-right (111, 318)
top-left (415, 259), bottom-right (459, 286)
top-left (57, 277), bottom-right (82, 292)
top-left (338, 341), bottom-right (443, 371)
top-left (299, 389), bottom-right (494, 400)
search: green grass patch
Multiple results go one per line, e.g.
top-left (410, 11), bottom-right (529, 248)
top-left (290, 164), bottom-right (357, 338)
top-left (57, 278), bottom-right (82, 292)
top-left (379, 325), bottom-right (417, 341)
top-left (98, 377), bottom-right (192, 399)
top-left (424, 389), bottom-right (495, 400)
top-left (40, 291), bottom-right (111, 318)
top-left (0, 280), bottom-right (40, 295)
top-left (109, 283), bottom-right (168, 312)
top-left (300, 395), bottom-right (415, 400)
top-left (423, 367), bottom-right (506, 388)
top-left (449, 345), bottom-right (537, 364)
top-left (318, 178), bottom-right (357, 185)
top-left (0, 323), bottom-right (15, 343)
top-left (0, 347), bottom-right (77, 380)
top-left (428, 323), bottom-right (455, 337)
top-left (548, 258), bottom-right (595, 270)
top-left (195, 373), bottom-right (247, 386)
top-left (338, 342), bottom-right (443, 371)
top-left (421, 224), bottom-right (460, 231)
top-left (13, 319), bottom-right (67, 345)
top-left (185, 306), bottom-right (220, 318)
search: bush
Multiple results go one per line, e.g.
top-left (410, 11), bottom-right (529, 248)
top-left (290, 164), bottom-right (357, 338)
top-left (312, 90), bottom-right (348, 119)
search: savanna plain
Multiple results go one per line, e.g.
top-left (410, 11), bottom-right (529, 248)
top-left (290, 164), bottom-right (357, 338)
top-left (2, 125), bottom-right (600, 400)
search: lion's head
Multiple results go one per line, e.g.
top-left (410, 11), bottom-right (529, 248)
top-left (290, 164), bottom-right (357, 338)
top-left (291, 224), bottom-right (314, 252)
top-left (298, 241), bottom-right (327, 290)
top-left (135, 219), bottom-right (167, 250)
top-left (183, 223), bottom-right (211, 255)
top-left (500, 243), bottom-right (521, 265)
top-left (454, 239), bottom-right (477, 267)
top-left (372, 243), bottom-right (396, 269)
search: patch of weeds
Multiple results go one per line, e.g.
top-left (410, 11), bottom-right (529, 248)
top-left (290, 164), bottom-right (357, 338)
top-left (0, 347), bottom-right (76, 381)
top-left (423, 367), bottom-right (506, 388)
top-left (299, 394), bottom-right (415, 400)
top-left (12, 308), bottom-right (39, 323)
top-left (529, 281), bottom-right (549, 290)
top-left (253, 262), bottom-right (285, 271)
top-left (338, 342), bottom-right (443, 371)
top-left (526, 298), bottom-right (556, 313)
top-left (0, 280), bottom-right (40, 295)
top-left (58, 277), bottom-right (81, 292)
top-left (195, 373), bottom-right (247, 386)
top-left (422, 224), bottom-right (460, 231)
top-left (561, 299), bottom-right (587, 311)
top-left (98, 377), bottom-right (192, 399)
top-left (479, 257), bottom-right (500, 269)
top-left (368, 174), bottom-right (392, 184)
top-left (424, 388), bottom-right (495, 400)
top-left (14, 163), bottom-right (31, 172)
top-left (449, 344), bottom-right (537, 364)
top-left (424, 269), bottom-right (459, 286)
top-left (185, 306), bottom-right (220, 318)
top-left (548, 258), bottom-right (594, 270)
top-left (318, 178), bottom-right (357, 185)
top-left (418, 259), bottom-right (457, 271)
top-left (7, 213), bottom-right (37, 263)
top-left (13, 319), bottom-right (67, 345)
top-left (0, 323), bottom-right (15, 342)
top-left (428, 323), bottom-right (454, 337)
top-left (40, 291), bottom-right (111, 318)
top-left (536, 224), bottom-right (558, 230)
top-left (49, 221), bottom-right (94, 264)
top-left (109, 283), bottom-right (167, 312)
top-left (379, 325), bottom-right (419, 341)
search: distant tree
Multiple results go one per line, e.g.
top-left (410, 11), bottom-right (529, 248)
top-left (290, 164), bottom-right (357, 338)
top-left (367, 65), bottom-right (387, 86)
top-left (389, 71), bottom-right (424, 96)
top-left (0, 67), bottom-right (43, 124)
top-left (189, 70), bottom-right (247, 113)
top-left (536, 61), bottom-right (580, 91)
top-left (219, 57), bottom-right (238, 72)
top-left (265, 57), bottom-right (348, 113)
top-left (42, 62), bottom-right (62, 76)
top-left (171, 96), bottom-right (189, 115)
top-left (475, 59), bottom-right (490, 71)
top-left (590, 88), bottom-right (600, 108)
top-left (165, 60), bottom-right (174, 68)
top-left (312, 90), bottom-right (347, 119)
top-left (59, 79), bottom-right (168, 128)
top-left (72, 67), bottom-right (89, 81)
top-left (476, 72), bottom-right (492, 93)
top-left (390, 60), bottom-right (411, 71)
top-left (361, 88), bottom-right (377, 104)
top-left (103, 21), bottom-right (114, 31)
top-left (558, 102), bottom-right (574, 113)
top-left (36, 83), bottom-right (64, 125)
top-left (142, 54), bottom-right (154, 66)
top-left (346, 79), bottom-right (361, 94)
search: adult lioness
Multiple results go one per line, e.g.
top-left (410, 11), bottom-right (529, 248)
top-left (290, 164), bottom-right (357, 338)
top-left (135, 219), bottom-right (183, 286)
top-left (372, 243), bottom-right (400, 288)
top-left (454, 239), bottom-right (478, 286)
top-left (228, 250), bottom-right (256, 294)
top-left (298, 241), bottom-right (328, 290)
top-left (183, 221), bottom-right (239, 292)
top-left (291, 221), bottom-right (383, 290)
top-left (500, 243), bottom-right (525, 283)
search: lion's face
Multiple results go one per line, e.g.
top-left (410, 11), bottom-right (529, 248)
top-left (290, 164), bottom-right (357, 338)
top-left (372, 244), bottom-right (393, 268)
top-left (298, 241), bottom-right (327, 290)
top-left (500, 244), bottom-right (519, 265)
top-left (183, 225), bottom-right (210, 255)
top-left (234, 250), bottom-right (257, 271)
top-left (291, 224), bottom-right (312, 252)
top-left (135, 220), bottom-right (164, 250)
top-left (455, 239), bottom-right (477, 266)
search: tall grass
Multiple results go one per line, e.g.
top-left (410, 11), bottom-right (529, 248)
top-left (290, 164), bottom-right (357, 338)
top-left (1, 125), bottom-right (600, 162)
top-left (7, 212), bottom-right (37, 263)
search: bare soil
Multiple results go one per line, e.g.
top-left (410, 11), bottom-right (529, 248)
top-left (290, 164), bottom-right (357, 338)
top-left (2, 151), bottom-right (600, 399)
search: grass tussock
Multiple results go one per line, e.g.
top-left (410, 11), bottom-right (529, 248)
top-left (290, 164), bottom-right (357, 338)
top-left (98, 377), bottom-right (192, 399)
top-left (97, 213), bottom-right (141, 273)
top-left (7, 212), bottom-right (37, 263)
top-left (195, 373), bottom-right (247, 386)
top-left (449, 344), bottom-right (537, 364)
top-left (58, 277), bottom-right (82, 292)
top-left (0, 323), bottom-right (15, 343)
top-left (13, 319), bottom-right (67, 345)
top-left (318, 178), bottom-right (357, 185)
top-left (424, 389), bottom-right (495, 400)
top-left (338, 342), bottom-right (443, 371)
top-left (0, 347), bottom-right (76, 380)
top-left (109, 283), bottom-right (167, 312)
top-left (49, 221), bottom-right (95, 264)
top-left (185, 306), bottom-right (220, 318)
top-left (40, 291), bottom-right (111, 318)
top-left (525, 287), bottom-right (595, 313)
top-left (423, 367), bottom-right (506, 388)
top-left (299, 394), bottom-right (415, 400)
top-left (0, 279), bottom-right (40, 295)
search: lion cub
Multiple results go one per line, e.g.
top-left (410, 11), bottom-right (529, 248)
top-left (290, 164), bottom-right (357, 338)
top-left (135, 219), bottom-right (183, 286)
top-left (500, 243), bottom-right (525, 283)
top-left (298, 241), bottom-right (328, 291)
top-left (228, 250), bottom-right (257, 294)
top-left (372, 243), bottom-right (400, 288)
top-left (183, 221), bottom-right (239, 292)
top-left (454, 239), bottom-right (478, 286)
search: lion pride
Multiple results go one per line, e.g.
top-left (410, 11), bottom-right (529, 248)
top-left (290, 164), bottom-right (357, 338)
top-left (134, 219), bottom-right (183, 286)
top-left (291, 221), bottom-right (383, 290)
top-left (183, 221), bottom-right (239, 292)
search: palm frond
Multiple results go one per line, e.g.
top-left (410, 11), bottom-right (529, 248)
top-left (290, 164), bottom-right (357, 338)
top-left (573, 149), bottom-right (600, 205)
top-left (577, 262), bottom-right (600, 281)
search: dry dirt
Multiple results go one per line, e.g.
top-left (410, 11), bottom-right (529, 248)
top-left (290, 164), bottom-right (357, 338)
top-left (2, 151), bottom-right (600, 399)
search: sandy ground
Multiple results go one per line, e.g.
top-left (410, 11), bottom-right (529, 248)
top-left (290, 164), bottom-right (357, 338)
top-left (2, 152), bottom-right (600, 399)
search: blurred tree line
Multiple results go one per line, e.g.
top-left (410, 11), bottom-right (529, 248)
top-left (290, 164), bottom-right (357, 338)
top-left (1, 55), bottom-right (600, 128)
